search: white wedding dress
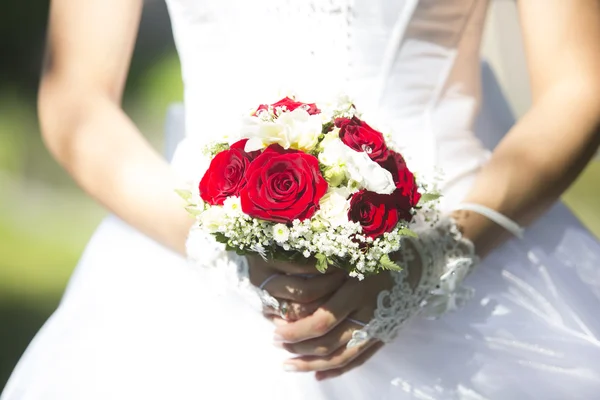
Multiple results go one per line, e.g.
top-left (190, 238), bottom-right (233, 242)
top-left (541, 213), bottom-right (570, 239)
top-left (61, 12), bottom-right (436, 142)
top-left (3, 1), bottom-right (600, 399)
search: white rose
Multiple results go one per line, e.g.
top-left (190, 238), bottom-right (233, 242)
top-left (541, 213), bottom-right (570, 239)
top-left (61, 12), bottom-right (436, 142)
top-left (199, 206), bottom-right (226, 233)
top-left (318, 127), bottom-right (340, 152)
top-left (318, 136), bottom-right (346, 167)
top-left (345, 151), bottom-right (396, 195)
top-left (241, 117), bottom-right (290, 152)
top-left (278, 108), bottom-right (322, 151)
top-left (239, 108), bottom-right (322, 152)
top-left (317, 187), bottom-right (351, 227)
top-left (319, 138), bottom-right (396, 195)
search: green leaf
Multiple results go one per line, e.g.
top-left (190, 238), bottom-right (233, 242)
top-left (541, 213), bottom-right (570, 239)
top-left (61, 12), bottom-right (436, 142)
top-left (418, 192), bottom-right (442, 205)
top-left (397, 228), bottom-right (418, 238)
top-left (225, 244), bottom-right (236, 252)
top-left (321, 122), bottom-right (334, 134)
top-left (379, 254), bottom-right (402, 272)
top-left (225, 244), bottom-right (246, 255)
top-left (213, 232), bottom-right (229, 245)
top-left (175, 189), bottom-right (193, 202)
top-left (184, 206), bottom-right (203, 217)
top-left (315, 253), bottom-right (329, 274)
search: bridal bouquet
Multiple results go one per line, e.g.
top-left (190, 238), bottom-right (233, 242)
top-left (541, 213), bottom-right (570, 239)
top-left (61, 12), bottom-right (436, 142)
top-left (179, 96), bottom-right (438, 278)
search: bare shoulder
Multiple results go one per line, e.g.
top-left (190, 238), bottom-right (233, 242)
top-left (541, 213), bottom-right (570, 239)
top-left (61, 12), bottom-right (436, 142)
top-left (44, 0), bottom-right (143, 100)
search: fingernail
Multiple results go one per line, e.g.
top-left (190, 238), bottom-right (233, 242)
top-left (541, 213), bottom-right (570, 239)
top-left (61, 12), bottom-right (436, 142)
top-left (283, 364), bottom-right (298, 372)
top-left (273, 333), bottom-right (285, 342)
top-left (273, 341), bottom-right (284, 349)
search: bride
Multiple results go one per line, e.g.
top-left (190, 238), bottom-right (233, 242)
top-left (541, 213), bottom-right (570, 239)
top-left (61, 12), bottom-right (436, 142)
top-left (3, 0), bottom-right (600, 398)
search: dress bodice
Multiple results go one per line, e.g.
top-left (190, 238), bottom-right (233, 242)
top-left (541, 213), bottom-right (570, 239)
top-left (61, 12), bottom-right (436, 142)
top-left (165, 0), bottom-right (493, 209)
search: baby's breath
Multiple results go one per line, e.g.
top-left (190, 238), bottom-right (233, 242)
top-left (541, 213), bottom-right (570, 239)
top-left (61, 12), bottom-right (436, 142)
top-left (202, 142), bottom-right (230, 158)
top-left (186, 197), bottom-right (415, 277)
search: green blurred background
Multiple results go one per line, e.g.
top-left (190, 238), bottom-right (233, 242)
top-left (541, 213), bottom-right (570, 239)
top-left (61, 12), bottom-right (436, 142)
top-left (0, 0), bottom-right (185, 388)
top-left (0, 0), bottom-right (599, 391)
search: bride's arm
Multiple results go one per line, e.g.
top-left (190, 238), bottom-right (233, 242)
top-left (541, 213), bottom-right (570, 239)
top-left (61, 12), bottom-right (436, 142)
top-left (40, 0), bottom-right (192, 253)
top-left (455, 0), bottom-right (600, 255)
top-left (270, 1), bottom-right (600, 379)
top-left (41, 0), bottom-right (337, 302)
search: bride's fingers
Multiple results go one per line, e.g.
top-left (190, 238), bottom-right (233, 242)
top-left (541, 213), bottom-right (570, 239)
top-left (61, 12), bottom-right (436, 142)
top-left (274, 279), bottom-right (361, 343)
top-left (260, 272), bottom-right (347, 304)
top-left (268, 316), bottom-right (289, 327)
top-left (282, 338), bottom-right (379, 373)
top-left (279, 319), bottom-right (358, 356)
top-left (262, 296), bottom-right (324, 321)
top-left (314, 342), bottom-right (384, 380)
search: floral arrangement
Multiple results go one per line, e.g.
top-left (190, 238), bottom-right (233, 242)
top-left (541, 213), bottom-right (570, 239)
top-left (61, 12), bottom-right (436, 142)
top-left (179, 96), bottom-right (439, 279)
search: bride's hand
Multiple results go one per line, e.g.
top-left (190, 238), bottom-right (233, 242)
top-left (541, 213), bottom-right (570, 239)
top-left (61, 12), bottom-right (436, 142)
top-left (271, 270), bottom-right (397, 381)
top-left (268, 240), bottom-right (425, 380)
top-left (249, 218), bottom-right (475, 380)
top-left (247, 255), bottom-right (348, 320)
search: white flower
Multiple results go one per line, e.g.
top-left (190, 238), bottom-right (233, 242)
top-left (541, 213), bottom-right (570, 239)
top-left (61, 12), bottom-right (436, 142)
top-left (346, 151), bottom-right (396, 194)
top-left (272, 223), bottom-right (290, 243)
top-left (319, 138), bottom-right (395, 194)
top-left (241, 108), bottom-right (322, 152)
top-left (323, 164), bottom-right (347, 187)
top-left (318, 136), bottom-right (345, 166)
top-left (318, 127), bottom-right (340, 151)
top-left (317, 187), bottom-right (351, 228)
top-left (332, 94), bottom-right (358, 118)
top-left (223, 196), bottom-right (243, 216)
top-left (199, 206), bottom-right (226, 233)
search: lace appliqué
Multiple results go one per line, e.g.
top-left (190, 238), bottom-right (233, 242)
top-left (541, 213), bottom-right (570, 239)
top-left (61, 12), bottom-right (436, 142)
top-left (348, 217), bottom-right (479, 348)
top-left (186, 226), bottom-right (269, 310)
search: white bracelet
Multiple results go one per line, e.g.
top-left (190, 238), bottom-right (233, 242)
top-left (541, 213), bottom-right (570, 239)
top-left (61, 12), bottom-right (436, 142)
top-left (453, 203), bottom-right (525, 239)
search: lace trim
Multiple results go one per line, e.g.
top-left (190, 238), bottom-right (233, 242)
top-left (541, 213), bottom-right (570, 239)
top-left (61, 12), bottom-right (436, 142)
top-left (348, 217), bottom-right (479, 347)
top-left (186, 227), bottom-right (268, 310)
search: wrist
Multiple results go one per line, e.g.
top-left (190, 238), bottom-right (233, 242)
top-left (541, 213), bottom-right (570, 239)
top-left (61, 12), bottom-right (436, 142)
top-left (450, 201), bottom-right (525, 257)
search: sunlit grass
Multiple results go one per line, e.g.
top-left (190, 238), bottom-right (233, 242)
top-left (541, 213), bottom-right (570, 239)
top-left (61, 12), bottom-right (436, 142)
top-left (0, 53), bottom-right (183, 300)
top-left (0, 172), bottom-right (105, 300)
top-left (563, 160), bottom-right (600, 239)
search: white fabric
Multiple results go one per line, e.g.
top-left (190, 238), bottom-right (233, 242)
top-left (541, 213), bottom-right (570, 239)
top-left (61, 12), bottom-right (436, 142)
top-left (3, 0), bottom-right (600, 398)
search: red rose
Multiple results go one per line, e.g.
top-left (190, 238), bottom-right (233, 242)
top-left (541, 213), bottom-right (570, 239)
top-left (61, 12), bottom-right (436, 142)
top-left (230, 138), bottom-right (261, 160)
top-left (254, 97), bottom-right (320, 116)
top-left (199, 139), bottom-right (254, 205)
top-left (240, 144), bottom-right (328, 223)
top-left (380, 150), bottom-right (407, 183)
top-left (380, 150), bottom-right (421, 209)
top-left (348, 190), bottom-right (400, 239)
top-left (335, 116), bottom-right (389, 162)
top-left (394, 168), bottom-right (421, 209)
